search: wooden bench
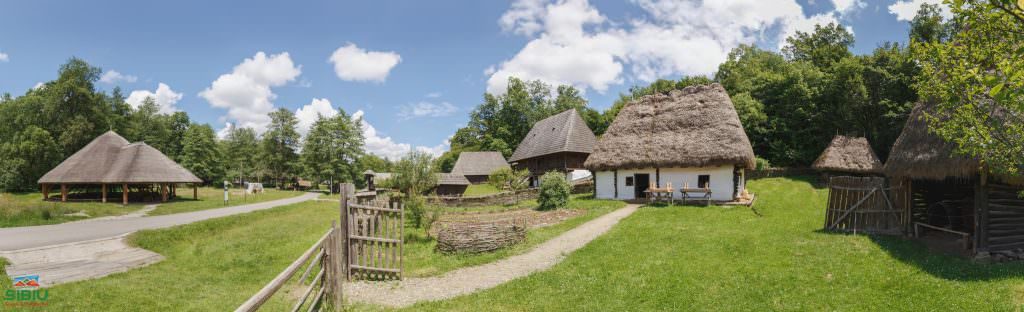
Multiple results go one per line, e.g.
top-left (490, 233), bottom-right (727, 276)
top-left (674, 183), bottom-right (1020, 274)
top-left (679, 187), bottom-right (712, 206)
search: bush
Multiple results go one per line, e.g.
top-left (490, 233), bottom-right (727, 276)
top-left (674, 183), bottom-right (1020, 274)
top-left (405, 195), bottom-right (427, 228)
top-left (537, 171), bottom-right (571, 211)
top-left (755, 157), bottom-right (771, 170)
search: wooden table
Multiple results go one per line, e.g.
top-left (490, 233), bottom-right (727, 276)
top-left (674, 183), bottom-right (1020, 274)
top-left (679, 188), bottom-right (712, 206)
top-left (644, 189), bottom-right (674, 204)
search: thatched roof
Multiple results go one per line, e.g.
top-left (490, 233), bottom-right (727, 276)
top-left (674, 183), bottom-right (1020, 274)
top-left (812, 135), bottom-right (883, 174)
top-left (509, 109), bottom-right (597, 162)
top-left (436, 173), bottom-right (470, 186)
top-left (451, 151), bottom-right (510, 176)
top-left (884, 102), bottom-right (979, 180)
top-left (584, 83), bottom-right (755, 171)
top-left (38, 131), bottom-right (202, 184)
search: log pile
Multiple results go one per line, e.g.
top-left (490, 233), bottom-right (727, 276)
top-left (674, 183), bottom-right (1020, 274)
top-left (435, 218), bottom-right (527, 254)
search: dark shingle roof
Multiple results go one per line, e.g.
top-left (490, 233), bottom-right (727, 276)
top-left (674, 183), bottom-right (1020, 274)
top-left (436, 173), bottom-right (471, 185)
top-left (509, 109), bottom-right (597, 162)
top-left (38, 131), bottom-right (202, 184)
top-left (451, 152), bottom-right (510, 176)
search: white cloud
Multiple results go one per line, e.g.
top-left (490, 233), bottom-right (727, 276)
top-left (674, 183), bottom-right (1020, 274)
top-left (398, 101), bottom-right (457, 120)
top-left (831, 0), bottom-right (866, 16)
top-left (888, 0), bottom-right (951, 21)
top-left (426, 92), bottom-right (442, 98)
top-left (32, 82), bottom-right (44, 90)
top-left (126, 83), bottom-right (184, 114)
top-left (199, 52), bottom-right (302, 133)
top-left (487, 0), bottom-right (841, 94)
top-left (217, 122), bottom-right (234, 140)
top-left (295, 98), bottom-right (339, 137)
top-left (352, 110), bottom-right (449, 159)
top-left (100, 70), bottom-right (138, 84)
top-left (329, 43), bottom-right (401, 83)
top-left (0, 52), bottom-right (8, 62)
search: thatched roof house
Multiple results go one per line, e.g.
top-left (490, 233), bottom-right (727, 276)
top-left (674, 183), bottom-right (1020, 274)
top-left (38, 131), bottom-right (202, 204)
top-left (434, 173), bottom-right (471, 197)
top-left (812, 135), bottom-right (883, 175)
top-left (509, 109), bottom-right (597, 186)
top-left (451, 151), bottom-right (511, 183)
top-left (585, 84), bottom-right (755, 201)
top-left (885, 102), bottom-right (1024, 257)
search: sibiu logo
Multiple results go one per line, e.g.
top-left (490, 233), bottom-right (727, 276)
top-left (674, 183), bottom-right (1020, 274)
top-left (4, 274), bottom-right (49, 307)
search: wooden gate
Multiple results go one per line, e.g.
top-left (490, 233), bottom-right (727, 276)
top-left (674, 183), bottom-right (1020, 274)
top-left (824, 176), bottom-right (904, 235)
top-left (342, 187), bottom-right (403, 281)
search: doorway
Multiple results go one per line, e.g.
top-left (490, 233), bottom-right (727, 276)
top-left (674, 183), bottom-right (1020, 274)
top-left (634, 173), bottom-right (650, 198)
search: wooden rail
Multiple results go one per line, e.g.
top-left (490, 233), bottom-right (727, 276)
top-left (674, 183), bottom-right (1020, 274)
top-left (236, 224), bottom-right (341, 312)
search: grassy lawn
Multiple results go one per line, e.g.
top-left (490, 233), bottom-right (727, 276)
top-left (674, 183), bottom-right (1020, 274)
top-left (396, 177), bottom-right (1024, 311)
top-left (405, 195), bottom-right (625, 277)
top-left (461, 184), bottom-right (503, 197)
top-left (0, 200), bottom-right (338, 311)
top-left (0, 187), bottom-right (305, 227)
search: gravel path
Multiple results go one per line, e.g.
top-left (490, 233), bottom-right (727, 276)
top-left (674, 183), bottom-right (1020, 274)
top-left (345, 204), bottom-right (640, 308)
top-left (0, 192), bottom-right (320, 251)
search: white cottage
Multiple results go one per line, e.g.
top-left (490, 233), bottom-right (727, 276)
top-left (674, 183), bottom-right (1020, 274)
top-left (584, 83), bottom-right (755, 201)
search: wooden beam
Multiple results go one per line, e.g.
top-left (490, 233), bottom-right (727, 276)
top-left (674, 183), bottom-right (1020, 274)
top-left (976, 172), bottom-right (990, 253)
top-left (123, 183), bottom-right (129, 205)
top-left (42, 184), bottom-right (49, 201)
top-left (61, 184), bottom-right (67, 202)
top-left (161, 184), bottom-right (168, 203)
top-left (655, 168), bottom-right (660, 188)
top-left (102, 184), bottom-right (107, 203)
top-left (613, 170), bottom-right (618, 198)
top-left (194, 185), bottom-right (198, 200)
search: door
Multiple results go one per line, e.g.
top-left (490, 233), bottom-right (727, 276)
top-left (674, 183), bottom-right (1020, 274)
top-left (634, 174), bottom-right (650, 198)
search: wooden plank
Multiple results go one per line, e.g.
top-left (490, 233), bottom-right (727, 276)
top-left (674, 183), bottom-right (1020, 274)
top-left (235, 228), bottom-right (333, 312)
top-left (349, 264), bottom-right (402, 273)
top-left (348, 203), bottom-right (402, 213)
top-left (349, 235), bottom-right (401, 244)
top-left (291, 268), bottom-right (324, 312)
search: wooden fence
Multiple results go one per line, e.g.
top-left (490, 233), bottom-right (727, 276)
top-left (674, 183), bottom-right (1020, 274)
top-left (345, 188), bottom-right (404, 281)
top-left (236, 222), bottom-right (343, 312)
top-left (824, 176), bottom-right (905, 235)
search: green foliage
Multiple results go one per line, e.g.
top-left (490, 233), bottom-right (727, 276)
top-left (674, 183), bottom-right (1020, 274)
top-left (910, 3), bottom-right (956, 44)
top-left (755, 157), bottom-right (772, 170)
top-left (537, 171), bottom-right (570, 211)
top-left (261, 108), bottom-right (301, 187)
top-left (404, 194), bottom-right (428, 229)
top-left (0, 126), bottom-right (61, 190)
top-left (782, 22), bottom-right (854, 68)
top-left (487, 167), bottom-right (529, 191)
top-left (179, 124), bottom-right (224, 185)
top-left (221, 126), bottom-right (260, 183)
top-left (300, 110), bottom-right (364, 190)
top-left (392, 151), bottom-right (438, 196)
top-left (914, 0), bottom-right (1024, 177)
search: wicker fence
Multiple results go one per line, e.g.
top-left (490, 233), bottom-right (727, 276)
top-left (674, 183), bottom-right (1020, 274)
top-left (824, 176), bottom-right (905, 235)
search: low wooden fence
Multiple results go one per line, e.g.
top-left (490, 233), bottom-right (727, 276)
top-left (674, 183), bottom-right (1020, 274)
top-left (236, 222), bottom-right (343, 312)
top-left (345, 190), bottom-right (404, 281)
top-left (824, 176), bottom-right (904, 235)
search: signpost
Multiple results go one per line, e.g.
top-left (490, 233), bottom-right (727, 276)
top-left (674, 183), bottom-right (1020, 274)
top-left (223, 181), bottom-right (229, 205)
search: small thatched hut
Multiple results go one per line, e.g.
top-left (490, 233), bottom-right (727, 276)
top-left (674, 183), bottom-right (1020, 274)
top-left (584, 84), bottom-right (755, 201)
top-left (434, 173), bottom-right (471, 197)
top-left (451, 151), bottom-right (511, 184)
top-left (812, 135), bottom-right (883, 175)
top-left (886, 102), bottom-right (1024, 257)
top-left (38, 131), bottom-right (202, 205)
top-left (509, 108), bottom-right (597, 187)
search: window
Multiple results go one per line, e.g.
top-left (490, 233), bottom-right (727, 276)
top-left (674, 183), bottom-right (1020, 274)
top-left (625, 176), bottom-right (634, 186)
top-left (698, 175), bottom-right (710, 188)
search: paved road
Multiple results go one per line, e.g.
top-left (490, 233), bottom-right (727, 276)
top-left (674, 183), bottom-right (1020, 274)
top-left (0, 192), bottom-right (321, 251)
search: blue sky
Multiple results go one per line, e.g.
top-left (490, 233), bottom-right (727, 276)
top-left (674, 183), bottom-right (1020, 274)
top-left (0, 0), bottom-right (946, 159)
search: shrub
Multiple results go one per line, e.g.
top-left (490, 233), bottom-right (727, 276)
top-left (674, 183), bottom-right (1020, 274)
top-left (755, 157), bottom-right (771, 170)
top-left (537, 171), bottom-right (571, 211)
top-left (405, 194), bottom-right (427, 228)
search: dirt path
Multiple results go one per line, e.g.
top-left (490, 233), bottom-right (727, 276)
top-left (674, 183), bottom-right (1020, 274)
top-left (344, 204), bottom-right (640, 308)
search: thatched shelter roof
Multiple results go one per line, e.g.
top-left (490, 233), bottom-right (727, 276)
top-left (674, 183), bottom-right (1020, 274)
top-left (38, 131), bottom-right (202, 184)
top-left (812, 135), bottom-right (883, 174)
top-left (451, 151), bottom-right (510, 176)
top-left (436, 173), bottom-right (470, 186)
top-left (509, 109), bottom-right (597, 162)
top-left (584, 83), bottom-right (755, 171)
top-left (884, 102), bottom-right (979, 180)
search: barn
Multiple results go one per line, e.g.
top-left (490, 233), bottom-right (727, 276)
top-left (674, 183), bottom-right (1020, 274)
top-left (508, 108), bottom-right (597, 187)
top-left (812, 135), bottom-right (884, 176)
top-left (584, 84), bottom-right (755, 201)
top-left (450, 151), bottom-right (511, 184)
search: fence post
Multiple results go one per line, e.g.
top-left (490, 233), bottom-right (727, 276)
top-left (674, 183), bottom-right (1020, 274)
top-left (340, 183), bottom-right (352, 282)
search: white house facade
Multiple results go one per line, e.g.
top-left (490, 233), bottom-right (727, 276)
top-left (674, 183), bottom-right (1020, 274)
top-left (593, 165), bottom-right (743, 201)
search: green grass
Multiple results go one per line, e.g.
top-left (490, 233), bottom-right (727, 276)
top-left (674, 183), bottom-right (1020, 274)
top-left (461, 184), bottom-right (503, 197)
top-left (405, 195), bottom-right (625, 277)
top-left (0, 200), bottom-right (338, 311)
top-left (394, 177), bottom-right (1024, 311)
top-left (0, 187), bottom-right (305, 227)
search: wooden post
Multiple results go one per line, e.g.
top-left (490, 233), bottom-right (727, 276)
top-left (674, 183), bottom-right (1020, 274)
top-left (161, 183), bottom-right (168, 202)
top-left (332, 221), bottom-right (344, 310)
top-left (42, 184), bottom-right (49, 201)
top-left (102, 184), bottom-right (108, 203)
top-left (655, 168), bottom-right (660, 188)
top-left (193, 184), bottom-right (198, 200)
top-left (975, 172), bottom-right (990, 253)
top-left (123, 183), bottom-right (129, 205)
top-left (613, 170), bottom-right (618, 198)
top-left (340, 183), bottom-right (352, 281)
top-left (61, 184), bottom-right (67, 202)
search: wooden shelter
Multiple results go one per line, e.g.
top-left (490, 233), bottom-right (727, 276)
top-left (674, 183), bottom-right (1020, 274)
top-left (451, 151), bottom-right (510, 184)
top-left (584, 84), bottom-right (755, 201)
top-left (886, 102), bottom-right (1024, 257)
top-left (812, 135), bottom-right (884, 175)
top-left (509, 108), bottom-right (597, 187)
top-left (37, 131), bottom-right (202, 205)
top-left (433, 173), bottom-right (471, 197)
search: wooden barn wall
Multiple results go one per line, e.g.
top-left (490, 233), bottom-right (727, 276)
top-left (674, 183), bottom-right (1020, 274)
top-left (983, 183), bottom-right (1024, 252)
top-left (513, 152), bottom-right (589, 177)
